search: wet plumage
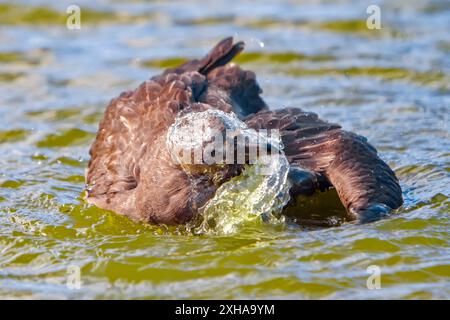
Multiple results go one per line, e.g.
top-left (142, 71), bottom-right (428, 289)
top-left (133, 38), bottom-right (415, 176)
top-left (86, 37), bottom-right (403, 226)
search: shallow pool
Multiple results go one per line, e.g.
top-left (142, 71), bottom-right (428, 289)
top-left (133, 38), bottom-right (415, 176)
top-left (0, 0), bottom-right (449, 299)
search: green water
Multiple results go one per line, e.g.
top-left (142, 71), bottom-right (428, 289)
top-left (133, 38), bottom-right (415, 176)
top-left (0, 0), bottom-right (449, 299)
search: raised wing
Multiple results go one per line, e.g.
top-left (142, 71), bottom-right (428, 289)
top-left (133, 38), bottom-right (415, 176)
top-left (245, 108), bottom-right (403, 223)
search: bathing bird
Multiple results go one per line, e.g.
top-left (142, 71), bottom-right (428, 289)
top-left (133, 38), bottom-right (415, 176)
top-left (86, 37), bottom-right (402, 226)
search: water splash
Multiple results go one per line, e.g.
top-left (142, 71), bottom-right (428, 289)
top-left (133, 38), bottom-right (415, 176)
top-left (194, 143), bottom-right (291, 236)
top-left (167, 109), bottom-right (292, 235)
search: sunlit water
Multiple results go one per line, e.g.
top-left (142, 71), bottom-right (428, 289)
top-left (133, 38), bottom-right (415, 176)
top-left (0, 0), bottom-right (449, 299)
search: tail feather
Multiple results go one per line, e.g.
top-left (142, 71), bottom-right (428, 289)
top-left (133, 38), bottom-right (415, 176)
top-left (162, 37), bottom-right (244, 76)
top-left (198, 37), bottom-right (244, 74)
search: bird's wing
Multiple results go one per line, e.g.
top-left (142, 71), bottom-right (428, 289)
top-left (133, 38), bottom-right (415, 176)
top-left (86, 71), bottom-right (206, 200)
top-left (245, 108), bottom-right (403, 222)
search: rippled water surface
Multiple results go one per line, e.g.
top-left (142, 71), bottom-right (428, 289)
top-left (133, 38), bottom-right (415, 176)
top-left (0, 0), bottom-right (449, 299)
